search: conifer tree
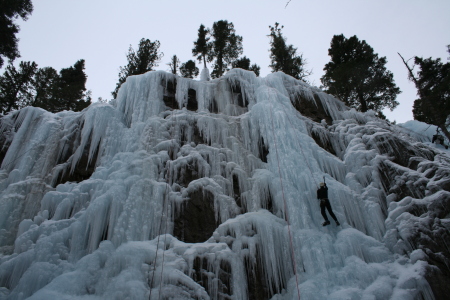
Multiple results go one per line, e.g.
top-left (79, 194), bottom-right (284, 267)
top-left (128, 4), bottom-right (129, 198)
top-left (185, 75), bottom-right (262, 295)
top-left (54, 59), bottom-right (91, 112)
top-left (113, 38), bottom-right (163, 98)
top-left (180, 60), bottom-right (199, 79)
top-left (399, 48), bottom-right (450, 141)
top-left (167, 55), bottom-right (181, 75)
top-left (268, 23), bottom-right (309, 80)
top-left (0, 60), bottom-right (91, 114)
top-left (321, 34), bottom-right (400, 115)
top-left (231, 56), bottom-right (260, 76)
top-left (31, 66), bottom-right (58, 111)
top-left (0, 0), bottom-right (33, 68)
top-left (192, 24), bottom-right (210, 69)
top-left (0, 61), bottom-right (37, 113)
top-left (208, 20), bottom-right (243, 79)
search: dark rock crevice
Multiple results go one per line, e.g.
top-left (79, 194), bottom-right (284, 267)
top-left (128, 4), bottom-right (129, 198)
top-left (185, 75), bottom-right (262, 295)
top-left (265, 189), bottom-right (274, 214)
top-left (309, 128), bottom-right (336, 156)
top-left (176, 163), bottom-right (200, 188)
top-left (378, 161), bottom-right (427, 201)
top-left (232, 174), bottom-right (242, 208)
top-left (162, 78), bottom-right (178, 110)
top-left (290, 92), bottom-right (332, 124)
top-left (209, 98), bottom-right (219, 114)
top-left (370, 134), bottom-right (434, 168)
top-left (186, 89), bottom-right (197, 111)
top-left (258, 136), bottom-right (269, 163)
top-left (244, 242), bottom-right (287, 299)
top-left (191, 257), bottom-right (232, 300)
top-left (173, 188), bottom-right (217, 243)
top-left (56, 119), bottom-right (84, 165)
top-left (178, 123), bottom-right (203, 146)
top-left (229, 80), bottom-right (248, 108)
top-left (54, 134), bottom-right (100, 186)
top-left (0, 131), bottom-right (11, 167)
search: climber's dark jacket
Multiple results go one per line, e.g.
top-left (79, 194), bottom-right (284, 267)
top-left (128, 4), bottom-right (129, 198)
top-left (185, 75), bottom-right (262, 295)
top-left (316, 184), bottom-right (338, 223)
top-left (317, 185), bottom-right (328, 199)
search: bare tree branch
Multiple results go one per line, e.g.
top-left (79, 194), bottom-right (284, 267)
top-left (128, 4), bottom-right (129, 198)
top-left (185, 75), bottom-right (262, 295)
top-left (398, 52), bottom-right (422, 97)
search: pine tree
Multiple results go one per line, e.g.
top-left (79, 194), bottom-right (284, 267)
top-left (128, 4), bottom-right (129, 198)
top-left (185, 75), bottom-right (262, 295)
top-left (54, 59), bottom-right (91, 112)
top-left (167, 55), bottom-right (181, 75)
top-left (0, 60), bottom-right (91, 114)
top-left (208, 20), bottom-right (243, 79)
top-left (0, 61), bottom-right (37, 114)
top-left (192, 24), bottom-right (210, 69)
top-left (31, 66), bottom-right (58, 111)
top-left (113, 38), bottom-right (163, 98)
top-left (231, 56), bottom-right (260, 76)
top-left (399, 48), bottom-right (450, 141)
top-left (0, 0), bottom-right (33, 68)
top-left (321, 34), bottom-right (400, 115)
top-left (180, 60), bottom-right (199, 79)
top-left (268, 23), bottom-right (309, 80)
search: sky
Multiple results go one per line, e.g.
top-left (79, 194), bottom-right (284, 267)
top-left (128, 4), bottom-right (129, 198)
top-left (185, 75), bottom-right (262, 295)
top-left (12, 0), bottom-right (450, 123)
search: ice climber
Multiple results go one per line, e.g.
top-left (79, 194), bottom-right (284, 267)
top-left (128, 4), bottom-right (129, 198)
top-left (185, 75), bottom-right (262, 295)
top-left (317, 182), bottom-right (340, 226)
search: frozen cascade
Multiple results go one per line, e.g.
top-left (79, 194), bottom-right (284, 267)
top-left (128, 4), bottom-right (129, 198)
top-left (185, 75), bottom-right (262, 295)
top-left (0, 69), bottom-right (448, 299)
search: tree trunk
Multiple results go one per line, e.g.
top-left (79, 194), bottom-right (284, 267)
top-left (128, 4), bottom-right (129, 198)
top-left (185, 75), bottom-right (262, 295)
top-left (398, 53), bottom-right (425, 99)
top-left (399, 52), bottom-right (449, 142)
top-left (358, 91), bottom-right (368, 112)
top-left (439, 124), bottom-right (450, 144)
top-left (6, 84), bottom-right (21, 113)
top-left (218, 53), bottom-right (223, 78)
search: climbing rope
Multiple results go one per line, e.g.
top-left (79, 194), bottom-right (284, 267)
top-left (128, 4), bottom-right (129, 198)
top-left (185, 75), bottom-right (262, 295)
top-left (281, 104), bottom-right (319, 188)
top-left (268, 100), bottom-right (302, 300)
top-left (148, 136), bottom-right (172, 300)
top-left (147, 167), bottom-right (173, 300)
top-left (149, 80), bottom-right (178, 300)
top-left (157, 160), bottom-right (174, 300)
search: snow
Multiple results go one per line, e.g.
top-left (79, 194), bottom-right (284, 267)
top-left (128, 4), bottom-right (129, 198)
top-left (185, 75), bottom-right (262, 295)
top-left (200, 68), bottom-right (210, 82)
top-left (0, 68), bottom-right (446, 299)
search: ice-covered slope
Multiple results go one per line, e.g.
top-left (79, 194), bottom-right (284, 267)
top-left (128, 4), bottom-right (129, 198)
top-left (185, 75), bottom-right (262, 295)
top-left (0, 69), bottom-right (448, 299)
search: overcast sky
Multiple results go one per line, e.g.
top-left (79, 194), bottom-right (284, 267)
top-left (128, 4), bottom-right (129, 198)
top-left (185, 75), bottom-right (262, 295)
top-left (13, 0), bottom-right (450, 123)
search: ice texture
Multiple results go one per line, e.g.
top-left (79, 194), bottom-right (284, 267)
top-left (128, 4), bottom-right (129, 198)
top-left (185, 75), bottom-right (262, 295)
top-left (0, 69), bottom-right (448, 299)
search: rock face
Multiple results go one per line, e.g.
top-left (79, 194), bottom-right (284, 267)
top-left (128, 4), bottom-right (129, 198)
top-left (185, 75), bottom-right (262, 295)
top-left (0, 69), bottom-right (448, 299)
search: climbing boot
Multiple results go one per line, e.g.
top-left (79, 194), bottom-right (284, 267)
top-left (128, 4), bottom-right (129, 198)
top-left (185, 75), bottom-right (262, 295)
top-left (322, 220), bottom-right (330, 226)
top-left (335, 221), bottom-right (340, 226)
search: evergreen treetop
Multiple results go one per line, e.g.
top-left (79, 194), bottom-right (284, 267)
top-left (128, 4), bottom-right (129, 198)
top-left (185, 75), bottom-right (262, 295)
top-left (399, 47), bottom-right (450, 141)
top-left (0, 60), bottom-right (91, 114)
top-left (321, 34), bottom-right (400, 116)
top-left (268, 22), bottom-right (309, 80)
top-left (113, 38), bottom-right (163, 98)
top-left (32, 66), bottom-right (59, 111)
top-left (208, 20), bottom-right (243, 79)
top-left (192, 24), bottom-right (210, 69)
top-left (168, 55), bottom-right (181, 75)
top-left (180, 60), bottom-right (199, 79)
top-left (0, 61), bottom-right (37, 113)
top-left (0, 0), bottom-right (33, 68)
top-left (232, 56), bottom-right (260, 76)
top-left (55, 59), bottom-right (91, 112)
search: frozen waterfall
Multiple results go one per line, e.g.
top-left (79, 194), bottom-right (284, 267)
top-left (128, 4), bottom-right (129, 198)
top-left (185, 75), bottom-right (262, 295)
top-left (0, 69), bottom-right (448, 299)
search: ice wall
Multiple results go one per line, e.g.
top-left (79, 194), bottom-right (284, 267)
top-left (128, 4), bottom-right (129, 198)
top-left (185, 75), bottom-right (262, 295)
top-left (0, 69), bottom-right (448, 299)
